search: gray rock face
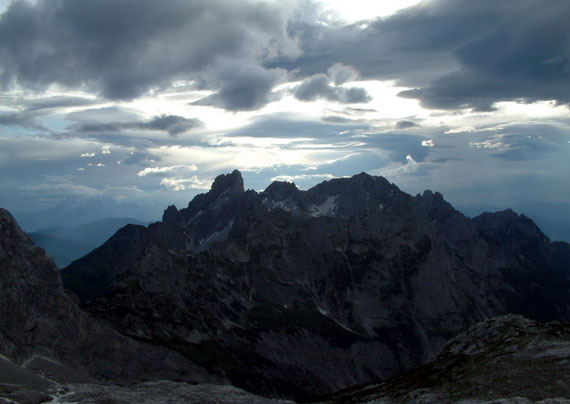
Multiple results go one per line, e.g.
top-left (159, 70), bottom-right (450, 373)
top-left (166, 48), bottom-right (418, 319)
top-left (61, 172), bottom-right (570, 399)
top-left (0, 208), bottom-right (219, 386)
top-left (44, 381), bottom-right (296, 404)
top-left (1, 380), bottom-right (296, 404)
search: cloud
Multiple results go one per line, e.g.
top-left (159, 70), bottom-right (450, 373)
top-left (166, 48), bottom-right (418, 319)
top-left (121, 151), bottom-right (155, 166)
top-left (160, 176), bottom-right (210, 191)
top-left (71, 114), bottom-right (203, 136)
top-left (0, 112), bottom-right (46, 130)
top-left (80, 152), bottom-right (95, 157)
top-left (141, 115), bottom-right (204, 135)
top-left (0, 0), bottom-right (299, 110)
top-left (21, 96), bottom-right (97, 112)
top-left (270, 173), bottom-right (335, 183)
top-left (393, 1), bottom-right (570, 110)
top-left (20, 182), bottom-right (103, 197)
top-left (226, 113), bottom-right (368, 140)
top-left (101, 145), bottom-right (111, 154)
top-left (277, 0), bottom-right (570, 111)
top-left (421, 139), bottom-right (434, 147)
top-left (191, 63), bottom-right (286, 111)
top-left (137, 164), bottom-right (198, 177)
top-left (468, 128), bottom-right (570, 161)
top-left (293, 66), bottom-right (372, 104)
top-left (327, 63), bottom-right (359, 85)
top-left (404, 154), bottom-right (419, 172)
top-left (396, 120), bottom-right (419, 129)
top-left (366, 133), bottom-right (432, 163)
top-left (65, 107), bottom-right (141, 124)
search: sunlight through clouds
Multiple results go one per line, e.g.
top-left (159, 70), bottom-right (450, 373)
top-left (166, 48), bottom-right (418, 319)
top-left (0, 0), bottom-right (568, 228)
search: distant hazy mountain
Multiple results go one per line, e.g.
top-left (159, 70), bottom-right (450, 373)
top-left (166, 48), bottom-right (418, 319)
top-left (13, 197), bottom-right (160, 232)
top-left (458, 201), bottom-right (570, 243)
top-left (28, 217), bottom-right (151, 267)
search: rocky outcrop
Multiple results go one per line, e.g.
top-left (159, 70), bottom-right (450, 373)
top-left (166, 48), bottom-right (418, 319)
top-left (321, 315), bottom-right (570, 403)
top-left (62, 171), bottom-right (570, 399)
top-left (3, 380), bottom-right (296, 404)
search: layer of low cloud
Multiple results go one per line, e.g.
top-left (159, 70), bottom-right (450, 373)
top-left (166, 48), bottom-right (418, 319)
top-left (137, 164), bottom-right (198, 177)
top-left (71, 114), bottom-right (203, 136)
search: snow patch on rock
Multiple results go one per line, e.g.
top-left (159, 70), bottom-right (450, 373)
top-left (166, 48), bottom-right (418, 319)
top-left (310, 195), bottom-right (339, 217)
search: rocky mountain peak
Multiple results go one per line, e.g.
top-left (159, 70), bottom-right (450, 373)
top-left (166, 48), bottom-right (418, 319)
top-left (421, 189), bottom-right (444, 202)
top-left (262, 180), bottom-right (299, 200)
top-left (1, 207), bottom-right (27, 241)
top-left (162, 204), bottom-right (179, 222)
top-left (210, 169), bottom-right (244, 197)
top-left (184, 169), bottom-right (245, 215)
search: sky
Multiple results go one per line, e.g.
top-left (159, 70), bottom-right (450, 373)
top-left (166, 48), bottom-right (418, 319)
top-left (0, 0), bottom-right (569, 227)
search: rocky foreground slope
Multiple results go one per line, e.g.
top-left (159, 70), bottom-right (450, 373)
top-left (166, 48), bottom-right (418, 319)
top-left (318, 314), bottom-right (570, 404)
top-left (61, 170), bottom-right (570, 399)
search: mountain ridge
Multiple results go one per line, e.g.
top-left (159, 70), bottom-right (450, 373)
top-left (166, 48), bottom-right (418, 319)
top-left (62, 170), bottom-right (570, 399)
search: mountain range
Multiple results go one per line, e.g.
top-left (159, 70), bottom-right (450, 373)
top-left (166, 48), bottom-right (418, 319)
top-left (1, 170), bottom-right (570, 403)
top-left (63, 170), bottom-right (570, 399)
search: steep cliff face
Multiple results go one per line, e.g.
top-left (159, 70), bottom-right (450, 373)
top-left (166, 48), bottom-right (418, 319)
top-left (0, 208), bottom-right (84, 368)
top-left (62, 171), bottom-right (570, 399)
top-left (0, 208), bottom-right (219, 386)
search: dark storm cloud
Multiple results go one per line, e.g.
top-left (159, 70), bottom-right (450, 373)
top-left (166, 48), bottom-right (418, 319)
top-left (393, 1), bottom-right (570, 109)
top-left (72, 115), bottom-right (203, 136)
top-left (293, 73), bottom-right (371, 104)
top-left (191, 64), bottom-right (284, 111)
top-left (395, 120), bottom-right (419, 129)
top-left (0, 0), bottom-right (298, 110)
top-left (0, 111), bottom-right (46, 130)
top-left (275, 0), bottom-right (570, 111)
top-left (139, 115), bottom-right (203, 135)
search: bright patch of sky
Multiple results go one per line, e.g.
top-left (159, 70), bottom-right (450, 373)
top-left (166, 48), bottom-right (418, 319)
top-left (319, 0), bottom-right (422, 23)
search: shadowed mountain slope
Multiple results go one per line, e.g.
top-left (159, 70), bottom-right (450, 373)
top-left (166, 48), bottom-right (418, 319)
top-left (0, 208), bottom-right (220, 388)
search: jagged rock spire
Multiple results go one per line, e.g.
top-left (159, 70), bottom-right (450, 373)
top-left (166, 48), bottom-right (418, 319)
top-left (210, 169), bottom-right (244, 197)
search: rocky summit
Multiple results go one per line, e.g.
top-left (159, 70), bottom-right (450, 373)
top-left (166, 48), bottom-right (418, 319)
top-left (61, 170), bottom-right (570, 400)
